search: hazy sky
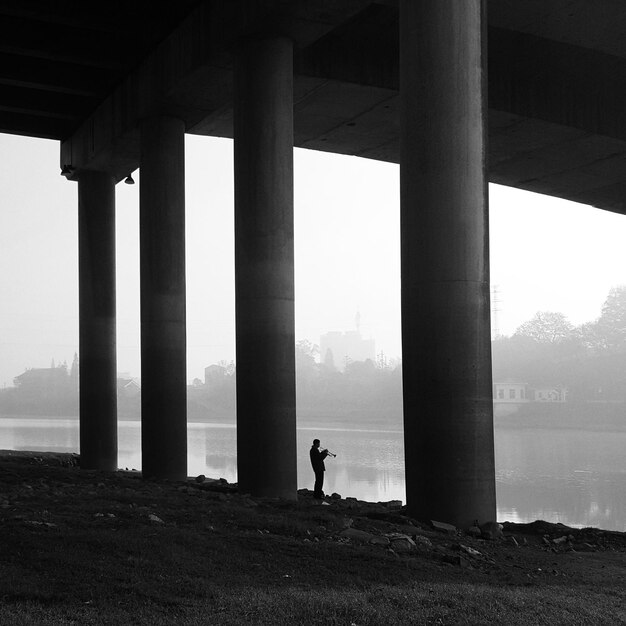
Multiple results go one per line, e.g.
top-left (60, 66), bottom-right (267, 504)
top-left (1, 132), bottom-right (625, 386)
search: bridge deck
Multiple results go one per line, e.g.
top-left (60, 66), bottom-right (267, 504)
top-left (3, 1), bottom-right (626, 214)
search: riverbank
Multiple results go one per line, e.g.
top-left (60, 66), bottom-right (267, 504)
top-left (0, 451), bottom-right (624, 625)
top-left (495, 401), bottom-right (626, 431)
top-left (3, 401), bottom-right (625, 433)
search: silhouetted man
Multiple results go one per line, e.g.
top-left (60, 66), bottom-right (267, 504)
top-left (310, 438), bottom-right (328, 500)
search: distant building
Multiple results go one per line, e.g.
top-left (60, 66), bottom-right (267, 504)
top-left (205, 364), bottom-right (227, 387)
top-left (493, 381), bottom-right (529, 402)
top-left (320, 326), bottom-right (375, 372)
top-left (14, 367), bottom-right (68, 393)
top-left (493, 380), bottom-right (568, 416)
top-left (117, 377), bottom-right (140, 398)
top-left (493, 380), bottom-right (530, 417)
top-left (533, 387), bottom-right (567, 402)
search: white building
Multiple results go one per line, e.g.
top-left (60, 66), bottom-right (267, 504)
top-left (320, 330), bottom-right (375, 371)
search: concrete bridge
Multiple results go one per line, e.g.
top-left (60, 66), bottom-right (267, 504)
top-left (2, 1), bottom-right (625, 528)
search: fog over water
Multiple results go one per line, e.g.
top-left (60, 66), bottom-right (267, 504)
top-left (2, 133), bottom-right (626, 386)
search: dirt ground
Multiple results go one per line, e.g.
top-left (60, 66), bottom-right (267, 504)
top-left (0, 450), bottom-right (624, 625)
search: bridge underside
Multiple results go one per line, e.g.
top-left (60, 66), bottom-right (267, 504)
top-left (3, 1), bottom-right (626, 213)
top-left (2, 1), bottom-right (625, 527)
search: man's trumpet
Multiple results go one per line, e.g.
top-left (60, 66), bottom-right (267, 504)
top-left (323, 449), bottom-right (337, 458)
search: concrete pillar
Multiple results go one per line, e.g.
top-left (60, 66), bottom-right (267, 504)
top-left (78, 170), bottom-right (117, 471)
top-left (139, 116), bottom-right (187, 480)
top-left (234, 37), bottom-right (296, 499)
top-left (399, 0), bottom-right (496, 528)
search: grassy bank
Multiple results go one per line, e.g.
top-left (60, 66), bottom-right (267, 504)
top-left (0, 451), bottom-right (624, 625)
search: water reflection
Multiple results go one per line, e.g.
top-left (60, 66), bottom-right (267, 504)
top-left (495, 429), bottom-right (626, 530)
top-left (1, 416), bottom-right (624, 531)
top-left (297, 427), bottom-right (405, 503)
top-left (0, 417), bottom-right (78, 453)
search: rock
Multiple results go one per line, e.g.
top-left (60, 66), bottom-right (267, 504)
top-left (413, 535), bottom-right (433, 549)
top-left (431, 520), bottom-right (457, 534)
top-left (466, 526), bottom-right (482, 538)
top-left (444, 555), bottom-right (472, 568)
top-left (148, 514), bottom-right (164, 524)
top-left (387, 532), bottom-right (415, 543)
top-left (342, 518), bottom-right (354, 529)
top-left (507, 536), bottom-right (519, 547)
top-left (330, 493), bottom-right (342, 500)
top-left (480, 521), bottom-right (503, 540)
top-left (459, 544), bottom-right (482, 559)
top-left (383, 500), bottom-right (403, 509)
top-left (370, 536), bottom-right (391, 547)
top-left (195, 475), bottom-right (206, 483)
top-left (394, 524), bottom-right (423, 536)
top-left (552, 535), bottom-right (568, 545)
top-left (386, 533), bottom-right (416, 552)
top-left (338, 528), bottom-right (375, 543)
top-left (390, 537), bottom-right (415, 552)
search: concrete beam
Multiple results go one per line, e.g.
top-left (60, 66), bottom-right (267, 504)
top-left (139, 116), bottom-right (187, 481)
top-left (399, 0), bottom-right (496, 528)
top-left (59, 1), bottom-right (372, 182)
top-left (57, 1), bottom-right (626, 214)
top-left (234, 37), bottom-right (297, 499)
top-left (77, 170), bottom-right (117, 471)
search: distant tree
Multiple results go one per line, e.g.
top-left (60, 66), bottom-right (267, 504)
top-left (216, 360), bottom-right (236, 376)
top-left (70, 353), bottom-right (79, 381)
top-left (595, 286), bottom-right (626, 353)
top-left (295, 340), bottom-right (318, 372)
top-left (514, 311), bottom-right (573, 344)
top-left (345, 358), bottom-right (376, 380)
top-left (295, 340), bottom-right (319, 398)
top-left (376, 351), bottom-right (388, 370)
top-left (492, 334), bottom-right (547, 384)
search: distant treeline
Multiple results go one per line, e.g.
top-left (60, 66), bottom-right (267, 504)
top-left (0, 358), bottom-right (79, 416)
top-left (493, 286), bottom-right (626, 403)
top-left (187, 346), bottom-right (403, 428)
top-left (2, 286), bottom-right (624, 422)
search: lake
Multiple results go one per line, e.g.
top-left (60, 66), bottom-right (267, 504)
top-left (1, 416), bottom-right (624, 532)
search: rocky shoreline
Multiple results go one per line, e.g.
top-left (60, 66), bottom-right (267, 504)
top-left (0, 450), bottom-right (624, 624)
